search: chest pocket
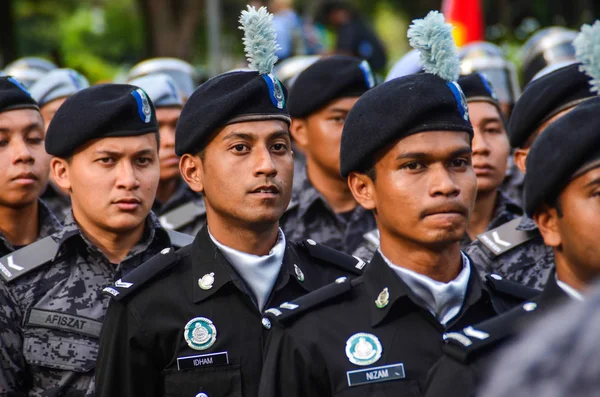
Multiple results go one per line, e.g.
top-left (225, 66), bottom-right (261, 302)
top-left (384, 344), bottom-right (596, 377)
top-left (164, 364), bottom-right (243, 397)
top-left (23, 326), bottom-right (98, 373)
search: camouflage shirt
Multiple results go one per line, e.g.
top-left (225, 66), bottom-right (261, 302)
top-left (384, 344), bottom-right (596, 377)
top-left (279, 166), bottom-right (376, 254)
top-left (467, 215), bottom-right (554, 290)
top-left (40, 184), bottom-right (71, 222)
top-left (0, 212), bottom-right (173, 397)
top-left (0, 199), bottom-right (62, 258)
top-left (352, 191), bottom-right (523, 263)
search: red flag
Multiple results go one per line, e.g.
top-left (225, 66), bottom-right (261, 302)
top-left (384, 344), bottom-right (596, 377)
top-left (442, 0), bottom-right (485, 47)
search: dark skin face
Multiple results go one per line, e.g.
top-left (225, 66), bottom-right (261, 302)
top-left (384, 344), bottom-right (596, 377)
top-left (349, 131), bottom-right (476, 251)
top-left (469, 101), bottom-right (510, 194)
top-left (535, 166), bottom-right (600, 290)
top-left (180, 120), bottom-right (294, 231)
top-left (291, 96), bottom-right (359, 179)
top-left (0, 109), bottom-right (49, 208)
top-left (156, 106), bottom-right (182, 182)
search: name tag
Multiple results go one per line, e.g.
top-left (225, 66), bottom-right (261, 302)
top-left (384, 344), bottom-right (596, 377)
top-left (346, 363), bottom-right (406, 387)
top-left (177, 351), bottom-right (229, 371)
top-left (26, 308), bottom-right (102, 338)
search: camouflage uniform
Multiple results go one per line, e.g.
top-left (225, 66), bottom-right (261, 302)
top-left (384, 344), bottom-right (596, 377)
top-left (0, 212), bottom-right (173, 396)
top-left (280, 166), bottom-right (376, 254)
top-left (467, 215), bottom-right (554, 290)
top-left (0, 199), bottom-right (62, 258)
top-left (40, 185), bottom-right (71, 221)
top-left (352, 191), bottom-right (523, 263)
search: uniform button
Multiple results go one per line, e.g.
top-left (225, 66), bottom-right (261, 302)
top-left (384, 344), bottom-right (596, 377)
top-left (161, 248), bottom-right (171, 255)
top-left (335, 277), bottom-right (347, 284)
top-left (262, 317), bottom-right (272, 329)
top-left (523, 302), bottom-right (537, 312)
top-left (490, 274), bottom-right (503, 280)
top-left (196, 393), bottom-right (208, 397)
top-left (306, 239), bottom-right (317, 246)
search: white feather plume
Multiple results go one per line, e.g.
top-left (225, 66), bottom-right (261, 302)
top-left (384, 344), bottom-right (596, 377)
top-left (574, 20), bottom-right (600, 93)
top-left (407, 11), bottom-right (460, 82)
top-left (239, 5), bottom-right (280, 75)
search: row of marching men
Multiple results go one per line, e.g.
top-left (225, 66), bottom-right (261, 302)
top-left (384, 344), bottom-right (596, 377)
top-left (1, 5), bottom-right (600, 397)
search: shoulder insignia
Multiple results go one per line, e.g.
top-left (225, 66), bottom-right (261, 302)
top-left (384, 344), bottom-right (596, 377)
top-left (476, 217), bottom-right (537, 256)
top-left (485, 274), bottom-right (540, 301)
top-left (102, 246), bottom-right (181, 301)
top-left (442, 301), bottom-right (538, 363)
top-left (0, 237), bottom-right (59, 283)
top-left (264, 276), bottom-right (356, 326)
top-left (159, 200), bottom-right (206, 230)
top-left (166, 229), bottom-right (194, 248)
top-left (300, 239), bottom-right (366, 275)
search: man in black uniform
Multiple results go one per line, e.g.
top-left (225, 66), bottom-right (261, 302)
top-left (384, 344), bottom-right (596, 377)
top-left (0, 77), bottom-right (61, 260)
top-left (95, 6), bottom-right (364, 397)
top-left (258, 12), bottom-right (533, 397)
top-left (425, 94), bottom-right (600, 397)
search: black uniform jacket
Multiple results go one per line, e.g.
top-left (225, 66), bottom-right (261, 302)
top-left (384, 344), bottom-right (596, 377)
top-left (258, 252), bottom-right (534, 397)
top-left (95, 226), bottom-right (365, 397)
top-left (424, 271), bottom-right (568, 397)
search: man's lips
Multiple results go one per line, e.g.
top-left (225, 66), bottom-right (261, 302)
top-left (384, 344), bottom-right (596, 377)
top-left (421, 203), bottom-right (468, 218)
top-left (11, 172), bottom-right (38, 184)
top-left (161, 155), bottom-right (180, 166)
top-left (249, 185), bottom-right (280, 196)
top-left (113, 198), bottom-right (142, 210)
top-left (473, 163), bottom-right (495, 176)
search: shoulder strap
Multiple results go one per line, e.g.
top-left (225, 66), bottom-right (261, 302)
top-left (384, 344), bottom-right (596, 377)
top-left (0, 236), bottom-right (60, 283)
top-left (476, 217), bottom-right (537, 256)
top-left (485, 274), bottom-right (540, 301)
top-left (299, 239), bottom-right (366, 275)
top-left (264, 275), bottom-right (356, 326)
top-left (158, 200), bottom-right (206, 230)
top-left (102, 247), bottom-right (181, 301)
top-left (443, 301), bottom-right (538, 362)
top-left (166, 229), bottom-right (194, 248)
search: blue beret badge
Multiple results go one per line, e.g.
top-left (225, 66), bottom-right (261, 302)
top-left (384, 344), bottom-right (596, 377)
top-left (131, 88), bottom-right (152, 123)
top-left (447, 81), bottom-right (469, 122)
top-left (262, 73), bottom-right (285, 109)
top-left (359, 60), bottom-right (376, 89)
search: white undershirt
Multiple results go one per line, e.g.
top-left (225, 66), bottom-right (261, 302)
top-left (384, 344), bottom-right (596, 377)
top-left (379, 249), bottom-right (471, 325)
top-left (556, 274), bottom-right (585, 301)
top-left (208, 228), bottom-right (286, 311)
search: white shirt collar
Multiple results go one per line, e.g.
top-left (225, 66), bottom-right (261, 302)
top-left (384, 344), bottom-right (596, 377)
top-left (379, 249), bottom-right (471, 325)
top-left (555, 274), bottom-right (585, 301)
top-left (208, 228), bottom-right (286, 311)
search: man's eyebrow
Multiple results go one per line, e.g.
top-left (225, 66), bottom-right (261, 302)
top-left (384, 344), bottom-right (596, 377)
top-left (395, 147), bottom-right (472, 161)
top-left (479, 117), bottom-right (503, 125)
top-left (0, 123), bottom-right (43, 134)
top-left (585, 176), bottom-right (600, 188)
top-left (221, 130), bottom-right (290, 141)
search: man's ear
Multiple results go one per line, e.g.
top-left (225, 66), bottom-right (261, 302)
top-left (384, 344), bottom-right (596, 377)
top-left (347, 171), bottom-right (376, 211)
top-left (51, 158), bottom-right (72, 192)
top-left (290, 118), bottom-right (309, 150)
top-left (513, 148), bottom-right (529, 174)
top-left (533, 204), bottom-right (561, 248)
top-left (180, 154), bottom-right (204, 193)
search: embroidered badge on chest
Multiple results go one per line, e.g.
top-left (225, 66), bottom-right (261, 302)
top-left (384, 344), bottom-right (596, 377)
top-left (184, 317), bottom-right (217, 351)
top-left (345, 332), bottom-right (383, 366)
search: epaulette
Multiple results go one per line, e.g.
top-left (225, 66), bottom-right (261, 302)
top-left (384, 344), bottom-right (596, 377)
top-left (263, 275), bottom-right (356, 327)
top-left (485, 274), bottom-right (540, 301)
top-left (166, 229), bottom-right (194, 248)
top-left (0, 236), bottom-right (60, 283)
top-left (102, 246), bottom-right (180, 301)
top-left (298, 239), bottom-right (367, 275)
top-left (158, 200), bottom-right (206, 230)
top-left (442, 300), bottom-right (539, 363)
top-left (476, 217), bottom-right (537, 256)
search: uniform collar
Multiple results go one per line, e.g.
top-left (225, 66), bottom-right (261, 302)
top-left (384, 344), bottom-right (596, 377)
top-left (191, 227), bottom-right (318, 305)
top-left (488, 190), bottom-right (523, 230)
top-left (365, 252), bottom-right (485, 328)
top-left (516, 214), bottom-right (539, 231)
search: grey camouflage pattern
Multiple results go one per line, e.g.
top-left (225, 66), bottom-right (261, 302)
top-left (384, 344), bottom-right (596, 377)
top-left (467, 215), bottom-right (554, 290)
top-left (0, 211), bottom-right (172, 396)
top-left (0, 199), bottom-right (62, 258)
top-left (352, 191), bottom-right (523, 263)
top-left (280, 166), bottom-right (376, 254)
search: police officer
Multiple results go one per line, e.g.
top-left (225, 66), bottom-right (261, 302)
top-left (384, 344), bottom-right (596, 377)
top-left (353, 72), bottom-right (522, 262)
top-left (0, 77), bottom-right (61, 260)
top-left (466, 40), bottom-right (599, 289)
top-left (280, 55), bottom-right (377, 253)
top-left (127, 57), bottom-right (200, 100)
top-left (3, 57), bottom-right (57, 88)
top-left (129, 73), bottom-right (204, 234)
top-left (0, 83), bottom-right (192, 395)
top-left (95, 6), bottom-right (364, 397)
top-left (258, 12), bottom-right (534, 397)
top-left (29, 68), bottom-right (90, 218)
top-left (426, 94), bottom-right (600, 397)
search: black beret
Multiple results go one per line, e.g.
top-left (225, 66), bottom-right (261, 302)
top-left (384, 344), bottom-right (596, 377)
top-left (288, 55), bottom-right (375, 118)
top-left (508, 63), bottom-right (593, 148)
top-left (46, 84), bottom-right (158, 157)
top-left (458, 72), bottom-right (500, 104)
top-left (0, 76), bottom-right (39, 113)
top-left (340, 73), bottom-right (473, 177)
top-left (524, 96), bottom-right (600, 216)
top-left (175, 71), bottom-right (290, 156)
